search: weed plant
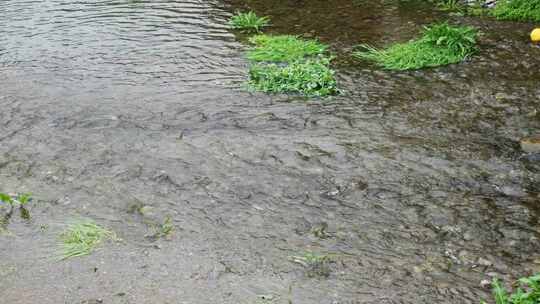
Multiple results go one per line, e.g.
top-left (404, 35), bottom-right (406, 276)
top-left (247, 35), bottom-right (328, 62)
top-left (249, 58), bottom-right (338, 97)
top-left (229, 11), bottom-right (270, 33)
top-left (147, 216), bottom-right (175, 241)
top-left (59, 220), bottom-right (115, 260)
top-left (491, 0), bottom-right (540, 22)
top-left (0, 192), bottom-right (32, 219)
top-left (355, 23), bottom-right (477, 70)
top-left (483, 275), bottom-right (540, 304)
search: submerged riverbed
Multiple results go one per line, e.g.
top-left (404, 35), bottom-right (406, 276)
top-left (1, 0), bottom-right (539, 303)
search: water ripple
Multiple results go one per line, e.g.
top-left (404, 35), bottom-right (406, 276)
top-left (0, 0), bottom-right (243, 88)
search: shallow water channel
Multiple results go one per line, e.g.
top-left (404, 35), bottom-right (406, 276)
top-left (1, 0), bottom-right (540, 303)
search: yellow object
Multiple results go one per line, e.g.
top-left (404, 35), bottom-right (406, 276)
top-left (532, 28), bottom-right (540, 42)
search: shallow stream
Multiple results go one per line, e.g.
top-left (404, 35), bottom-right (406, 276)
top-left (1, 1), bottom-right (539, 303)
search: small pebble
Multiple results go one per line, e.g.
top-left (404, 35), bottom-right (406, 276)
top-left (480, 279), bottom-right (491, 288)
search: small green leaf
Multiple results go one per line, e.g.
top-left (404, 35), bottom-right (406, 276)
top-left (0, 193), bottom-right (13, 205)
top-left (17, 193), bottom-right (32, 205)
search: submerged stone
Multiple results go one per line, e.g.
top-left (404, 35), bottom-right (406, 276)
top-left (520, 135), bottom-right (540, 153)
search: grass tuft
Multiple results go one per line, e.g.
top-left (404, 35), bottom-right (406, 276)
top-left (354, 22), bottom-right (477, 70)
top-left (229, 11), bottom-right (270, 33)
top-left (59, 219), bottom-right (115, 260)
top-left (249, 58), bottom-right (338, 97)
top-left (247, 35), bottom-right (328, 63)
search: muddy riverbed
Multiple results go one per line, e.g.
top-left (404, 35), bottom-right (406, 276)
top-left (1, 0), bottom-right (540, 303)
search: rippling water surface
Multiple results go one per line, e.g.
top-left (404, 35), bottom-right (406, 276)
top-left (1, 1), bottom-right (540, 303)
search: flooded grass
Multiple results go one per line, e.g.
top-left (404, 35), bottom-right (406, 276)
top-left (483, 274), bottom-right (540, 304)
top-left (355, 22), bottom-right (477, 70)
top-left (491, 0), bottom-right (540, 22)
top-left (59, 220), bottom-right (115, 260)
top-left (247, 35), bottom-right (328, 62)
top-left (229, 11), bottom-right (270, 33)
top-left (146, 216), bottom-right (174, 241)
top-left (245, 34), bottom-right (337, 96)
top-left (291, 252), bottom-right (336, 277)
top-left (248, 58), bottom-right (338, 96)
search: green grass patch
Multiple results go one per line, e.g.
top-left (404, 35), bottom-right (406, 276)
top-left (229, 11), bottom-right (270, 33)
top-left (245, 34), bottom-right (338, 97)
top-left (59, 219), bottom-right (115, 260)
top-left (354, 22), bottom-right (478, 70)
top-left (482, 274), bottom-right (540, 304)
top-left (491, 0), bottom-right (540, 22)
top-left (249, 58), bottom-right (338, 97)
top-left (247, 35), bottom-right (328, 63)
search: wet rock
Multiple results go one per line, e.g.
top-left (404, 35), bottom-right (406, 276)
top-left (520, 135), bottom-right (540, 153)
top-left (480, 279), bottom-right (491, 288)
top-left (463, 231), bottom-right (474, 241)
top-left (499, 185), bottom-right (527, 198)
top-left (478, 258), bottom-right (493, 267)
top-left (486, 272), bottom-right (500, 278)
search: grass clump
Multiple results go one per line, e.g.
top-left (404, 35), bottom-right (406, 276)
top-left (247, 35), bottom-right (328, 63)
top-left (482, 275), bottom-right (540, 304)
top-left (491, 0), bottom-right (540, 22)
top-left (249, 58), bottom-right (338, 97)
top-left (246, 34), bottom-right (338, 97)
top-left (59, 219), bottom-right (115, 260)
top-left (354, 22), bottom-right (477, 70)
top-left (229, 11), bottom-right (270, 33)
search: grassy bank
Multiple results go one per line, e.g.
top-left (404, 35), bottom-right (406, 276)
top-left (483, 274), bottom-right (540, 304)
top-left (491, 0), bottom-right (540, 22)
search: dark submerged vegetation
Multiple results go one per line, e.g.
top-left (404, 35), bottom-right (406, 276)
top-left (354, 22), bottom-right (478, 70)
top-left (291, 252), bottom-right (336, 277)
